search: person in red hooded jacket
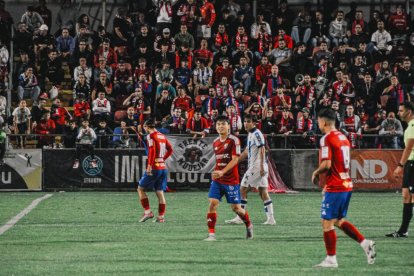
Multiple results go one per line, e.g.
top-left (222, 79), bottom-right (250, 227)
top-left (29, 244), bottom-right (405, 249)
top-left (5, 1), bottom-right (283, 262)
top-left (35, 111), bottom-right (55, 148)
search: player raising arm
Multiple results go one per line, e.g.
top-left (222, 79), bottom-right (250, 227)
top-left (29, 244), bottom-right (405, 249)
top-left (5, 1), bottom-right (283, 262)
top-left (225, 114), bottom-right (276, 225)
top-left (137, 119), bottom-right (173, 223)
top-left (312, 108), bottom-right (376, 268)
top-left (205, 116), bottom-right (253, 241)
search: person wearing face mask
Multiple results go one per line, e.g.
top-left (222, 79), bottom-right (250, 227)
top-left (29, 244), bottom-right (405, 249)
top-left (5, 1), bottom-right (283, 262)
top-left (379, 111), bottom-right (403, 149)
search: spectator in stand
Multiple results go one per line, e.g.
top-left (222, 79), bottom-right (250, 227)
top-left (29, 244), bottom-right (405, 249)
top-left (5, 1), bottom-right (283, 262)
top-left (333, 42), bottom-right (353, 68)
top-left (354, 42), bottom-right (373, 68)
top-left (174, 24), bottom-right (194, 51)
top-left (133, 24), bottom-right (153, 52)
top-left (383, 75), bottom-right (410, 114)
top-left (113, 8), bottom-right (133, 47)
top-left (63, 120), bottom-right (78, 148)
top-left (397, 58), bottom-right (414, 96)
top-left (276, 108), bottom-right (295, 148)
top-left (332, 73), bottom-right (355, 117)
top-left (294, 74), bottom-right (316, 111)
top-left (75, 14), bottom-right (93, 37)
top-left (13, 22), bottom-right (34, 56)
top-left (40, 48), bottom-right (64, 92)
top-left (155, 90), bottom-right (173, 125)
top-left (175, 59), bottom-right (192, 94)
top-left (33, 24), bottom-right (54, 62)
top-left (350, 10), bottom-right (369, 36)
top-left (226, 103), bottom-right (242, 135)
top-left (216, 76), bottom-right (234, 100)
top-left (261, 109), bottom-right (277, 148)
top-left (356, 73), bottom-right (377, 115)
top-left (261, 65), bottom-right (284, 98)
top-left (175, 42), bottom-right (193, 69)
top-left (292, 42), bottom-right (312, 75)
top-left (135, 73), bottom-right (153, 100)
top-left (92, 92), bottom-right (112, 124)
top-left (312, 41), bottom-right (332, 65)
top-left (94, 39), bottom-right (118, 70)
top-left (133, 58), bottom-right (153, 84)
top-left (73, 93), bottom-right (91, 124)
top-left (194, 39), bottom-right (213, 68)
top-left (186, 108), bottom-right (209, 138)
top-left (156, 78), bottom-right (176, 99)
top-left (341, 105), bottom-right (362, 148)
top-left (154, 27), bottom-right (176, 54)
top-left (193, 59), bottom-right (213, 96)
top-left (154, 0), bottom-right (179, 33)
top-left (206, 108), bottom-right (219, 135)
top-left (291, 11), bottom-right (312, 45)
top-left (21, 6), bottom-right (44, 33)
top-left (73, 73), bottom-right (91, 101)
top-left (244, 101), bottom-right (263, 124)
top-left (251, 11), bottom-right (271, 39)
top-left (375, 59), bottom-right (392, 84)
top-left (198, 0), bottom-right (216, 39)
top-left (123, 107), bottom-right (139, 135)
top-left (329, 10), bottom-right (348, 47)
top-left (232, 41), bottom-right (253, 66)
top-left (155, 60), bottom-right (174, 85)
top-left (56, 27), bottom-right (75, 66)
top-left (31, 95), bottom-right (49, 124)
top-left (0, 0), bottom-right (13, 46)
top-left (295, 107), bottom-right (315, 149)
top-left (17, 67), bottom-right (40, 101)
top-left (362, 109), bottom-right (382, 148)
top-left (370, 20), bottom-right (392, 60)
top-left (92, 72), bottom-right (113, 100)
top-left (273, 28), bottom-right (293, 50)
top-left (252, 24), bottom-right (272, 60)
top-left (12, 100), bottom-right (31, 148)
top-left (51, 98), bottom-right (72, 134)
top-left (212, 24), bottom-right (230, 53)
top-left (74, 24), bottom-right (94, 51)
top-left (73, 119), bottom-right (97, 169)
top-left (213, 45), bottom-right (232, 68)
top-left (202, 87), bottom-right (222, 118)
top-left (171, 86), bottom-right (193, 115)
top-left (388, 5), bottom-right (409, 40)
top-left (113, 61), bottom-right (133, 97)
top-left (166, 107), bottom-right (186, 134)
top-left (233, 56), bottom-right (253, 94)
top-left (214, 57), bottom-right (233, 84)
top-left (92, 25), bottom-right (113, 50)
top-left (73, 57), bottom-right (92, 84)
top-left (94, 119), bottom-right (113, 148)
top-left (123, 88), bottom-right (151, 124)
top-left (379, 111), bottom-right (403, 149)
top-left (268, 87), bottom-right (292, 118)
top-left (72, 39), bottom-right (94, 67)
top-left (255, 56), bottom-right (272, 88)
top-left (311, 10), bottom-right (330, 48)
top-left (35, 111), bottom-right (55, 148)
top-left (350, 54), bottom-right (369, 90)
top-left (177, 0), bottom-right (198, 35)
top-left (349, 24), bottom-right (370, 50)
top-left (267, 39), bottom-right (293, 81)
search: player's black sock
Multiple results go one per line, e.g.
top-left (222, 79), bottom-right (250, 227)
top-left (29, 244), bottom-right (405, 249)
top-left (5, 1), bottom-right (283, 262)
top-left (398, 203), bottom-right (413, 233)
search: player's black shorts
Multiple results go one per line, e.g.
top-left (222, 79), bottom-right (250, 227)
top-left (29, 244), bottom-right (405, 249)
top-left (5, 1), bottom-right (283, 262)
top-left (402, 161), bottom-right (414, 192)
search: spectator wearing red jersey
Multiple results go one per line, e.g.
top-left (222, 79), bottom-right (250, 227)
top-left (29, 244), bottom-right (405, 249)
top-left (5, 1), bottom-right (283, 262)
top-left (268, 87), bottom-right (291, 118)
top-left (94, 38), bottom-right (118, 70)
top-left (171, 86), bottom-right (193, 116)
top-left (388, 5), bottom-right (409, 39)
top-left (194, 39), bottom-right (213, 68)
top-left (177, 0), bottom-right (198, 34)
top-left (73, 93), bottom-right (91, 124)
top-left (198, 0), bottom-right (216, 39)
top-left (212, 24), bottom-right (230, 53)
top-left (175, 42), bottom-right (193, 69)
top-left (340, 105), bottom-right (362, 148)
top-left (214, 57), bottom-right (233, 84)
top-left (273, 28), bottom-right (293, 49)
top-left (35, 111), bottom-right (55, 148)
top-left (186, 108), bottom-right (209, 138)
top-left (51, 98), bottom-right (72, 134)
top-left (255, 56), bottom-right (272, 87)
top-left (295, 107), bottom-right (315, 148)
top-left (332, 74), bottom-right (355, 117)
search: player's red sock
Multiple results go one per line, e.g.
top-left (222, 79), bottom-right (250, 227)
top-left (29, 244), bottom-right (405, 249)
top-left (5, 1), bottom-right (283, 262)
top-left (140, 198), bottom-right (150, 211)
top-left (159, 203), bottom-right (166, 216)
top-left (207, 212), bottom-right (217, 234)
top-left (239, 211), bottom-right (252, 228)
top-left (339, 221), bottom-right (365, 243)
top-left (323, 229), bottom-right (337, 256)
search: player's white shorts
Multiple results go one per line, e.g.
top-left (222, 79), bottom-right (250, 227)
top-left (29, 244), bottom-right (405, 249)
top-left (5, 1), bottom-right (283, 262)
top-left (241, 168), bottom-right (269, 188)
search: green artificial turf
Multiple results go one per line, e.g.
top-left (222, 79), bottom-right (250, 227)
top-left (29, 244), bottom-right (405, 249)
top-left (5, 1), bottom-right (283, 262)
top-left (0, 192), bottom-right (413, 275)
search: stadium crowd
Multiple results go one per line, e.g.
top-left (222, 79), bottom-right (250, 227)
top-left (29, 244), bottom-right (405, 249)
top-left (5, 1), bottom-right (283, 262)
top-left (2, 0), bottom-right (414, 150)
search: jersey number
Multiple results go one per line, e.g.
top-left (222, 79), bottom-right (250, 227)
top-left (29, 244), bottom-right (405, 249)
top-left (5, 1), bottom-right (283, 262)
top-left (340, 146), bottom-right (350, 169)
top-left (159, 142), bottom-right (166, 158)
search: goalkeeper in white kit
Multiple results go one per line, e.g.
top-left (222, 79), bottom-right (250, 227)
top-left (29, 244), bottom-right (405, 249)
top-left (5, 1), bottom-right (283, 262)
top-left (226, 114), bottom-right (276, 225)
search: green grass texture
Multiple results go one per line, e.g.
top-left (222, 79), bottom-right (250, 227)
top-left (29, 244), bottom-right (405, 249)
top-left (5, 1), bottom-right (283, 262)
top-left (0, 192), bottom-right (413, 275)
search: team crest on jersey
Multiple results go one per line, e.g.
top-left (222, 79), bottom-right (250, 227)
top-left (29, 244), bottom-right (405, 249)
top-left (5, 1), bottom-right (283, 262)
top-left (224, 143), bottom-right (228, 149)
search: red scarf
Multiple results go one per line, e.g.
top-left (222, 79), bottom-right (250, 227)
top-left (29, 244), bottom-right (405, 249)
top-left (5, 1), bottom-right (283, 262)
top-left (215, 32), bottom-right (229, 47)
top-left (229, 114), bottom-right (238, 132)
top-left (258, 32), bottom-right (271, 53)
top-left (235, 32), bottom-right (248, 49)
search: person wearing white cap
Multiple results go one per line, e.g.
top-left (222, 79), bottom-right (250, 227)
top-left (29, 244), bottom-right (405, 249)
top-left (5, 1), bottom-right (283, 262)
top-left (21, 5), bottom-right (44, 33)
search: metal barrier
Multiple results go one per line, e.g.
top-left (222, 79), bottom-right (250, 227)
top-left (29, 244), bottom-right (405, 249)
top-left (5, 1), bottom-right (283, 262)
top-left (6, 133), bottom-right (404, 150)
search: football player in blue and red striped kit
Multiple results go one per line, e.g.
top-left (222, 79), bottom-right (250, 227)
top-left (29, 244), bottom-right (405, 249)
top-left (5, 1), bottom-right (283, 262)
top-left (205, 116), bottom-right (253, 241)
top-left (138, 119), bottom-right (173, 223)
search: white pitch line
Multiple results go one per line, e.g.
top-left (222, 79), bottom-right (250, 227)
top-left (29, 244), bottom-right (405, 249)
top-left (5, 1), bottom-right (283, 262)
top-left (0, 194), bottom-right (53, 236)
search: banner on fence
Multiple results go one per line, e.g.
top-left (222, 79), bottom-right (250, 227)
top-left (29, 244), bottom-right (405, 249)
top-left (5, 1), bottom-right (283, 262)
top-left (0, 149), bottom-right (42, 191)
top-left (42, 149), bottom-right (212, 190)
top-left (319, 150), bottom-right (403, 190)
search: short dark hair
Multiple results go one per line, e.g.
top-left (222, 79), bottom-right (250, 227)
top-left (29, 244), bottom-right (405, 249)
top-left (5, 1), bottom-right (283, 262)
top-left (244, 114), bottom-right (257, 123)
top-left (216, 115), bottom-right (229, 124)
top-left (400, 102), bottom-right (414, 112)
top-left (144, 119), bottom-right (155, 128)
top-left (318, 108), bottom-right (336, 122)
